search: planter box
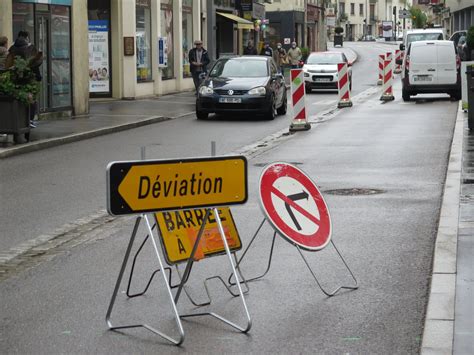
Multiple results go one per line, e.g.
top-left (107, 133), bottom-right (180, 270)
top-left (0, 95), bottom-right (30, 143)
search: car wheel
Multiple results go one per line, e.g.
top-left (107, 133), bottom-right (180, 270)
top-left (402, 88), bottom-right (410, 102)
top-left (349, 77), bottom-right (352, 91)
top-left (196, 110), bottom-right (208, 120)
top-left (450, 91), bottom-right (461, 101)
top-left (305, 85), bottom-right (311, 94)
top-left (277, 92), bottom-right (287, 115)
top-left (265, 96), bottom-right (276, 120)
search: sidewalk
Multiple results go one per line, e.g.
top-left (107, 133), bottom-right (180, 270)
top-left (0, 91), bottom-right (197, 159)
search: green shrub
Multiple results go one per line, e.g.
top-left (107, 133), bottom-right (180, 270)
top-left (467, 26), bottom-right (474, 50)
top-left (0, 56), bottom-right (39, 105)
top-left (335, 26), bottom-right (344, 34)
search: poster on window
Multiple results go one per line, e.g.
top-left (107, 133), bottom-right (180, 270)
top-left (88, 20), bottom-right (110, 93)
top-left (382, 21), bottom-right (393, 39)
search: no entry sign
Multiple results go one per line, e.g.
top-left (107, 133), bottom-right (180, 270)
top-left (259, 163), bottom-right (331, 251)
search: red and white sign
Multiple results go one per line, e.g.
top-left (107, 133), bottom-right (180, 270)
top-left (259, 162), bottom-right (332, 251)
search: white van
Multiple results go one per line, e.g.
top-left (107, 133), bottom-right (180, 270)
top-left (399, 28), bottom-right (446, 51)
top-left (398, 40), bottom-right (461, 101)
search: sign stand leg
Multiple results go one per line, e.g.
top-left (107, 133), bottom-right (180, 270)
top-left (228, 218), bottom-right (277, 286)
top-left (295, 240), bottom-right (359, 297)
top-left (179, 208), bottom-right (252, 333)
top-left (105, 215), bottom-right (185, 346)
top-left (125, 225), bottom-right (205, 307)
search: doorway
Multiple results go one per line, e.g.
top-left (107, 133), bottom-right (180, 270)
top-left (35, 12), bottom-right (50, 113)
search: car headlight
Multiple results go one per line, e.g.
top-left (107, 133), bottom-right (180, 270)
top-left (199, 86), bottom-right (214, 95)
top-left (304, 72), bottom-right (309, 77)
top-left (248, 86), bottom-right (266, 96)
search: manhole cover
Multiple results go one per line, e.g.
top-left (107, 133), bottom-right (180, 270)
top-left (254, 162), bottom-right (303, 167)
top-left (324, 188), bottom-right (385, 196)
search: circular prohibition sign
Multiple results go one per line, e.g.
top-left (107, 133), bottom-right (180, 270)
top-left (259, 162), bottom-right (332, 251)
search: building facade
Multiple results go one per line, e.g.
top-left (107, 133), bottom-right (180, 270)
top-left (1, 0), bottom-right (203, 117)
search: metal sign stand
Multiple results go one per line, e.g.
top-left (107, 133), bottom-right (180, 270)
top-left (106, 208), bottom-right (251, 345)
top-left (229, 218), bottom-right (359, 297)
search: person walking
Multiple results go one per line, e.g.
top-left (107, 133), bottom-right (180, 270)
top-left (275, 42), bottom-right (287, 73)
top-left (188, 39), bottom-right (210, 95)
top-left (243, 40), bottom-right (257, 55)
top-left (0, 36), bottom-right (8, 70)
top-left (260, 42), bottom-right (273, 57)
top-left (5, 31), bottom-right (43, 128)
top-left (287, 41), bottom-right (302, 68)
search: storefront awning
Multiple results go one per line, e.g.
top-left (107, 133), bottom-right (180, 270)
top-left (217, 12), bottom-right (254, 30)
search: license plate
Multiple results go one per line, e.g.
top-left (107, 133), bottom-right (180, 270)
top-left (414, 75), bottom-right (432, 82)
top-left (219, 97), bottom-right (242, 103)
top-left (313, 77), bottom-right (331, 82)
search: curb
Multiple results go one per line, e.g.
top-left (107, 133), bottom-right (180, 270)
top-left (421, 101), bottom-right (464, 354)
top-left (0, 114), bottom-right (193, 159)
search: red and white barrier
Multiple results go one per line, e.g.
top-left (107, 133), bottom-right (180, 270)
top-left (380, 59), bottom-right (394, 101)
top-left (394, 50), bottom-right (402, 74)
top-left (289, 69), bottom-right (311, 131)
top-left (377, 54), bottom-right (384, 85)
top-left (386, 52), bottom-right (394, 79)
top-left (337, 63), bottom-right (352, 108)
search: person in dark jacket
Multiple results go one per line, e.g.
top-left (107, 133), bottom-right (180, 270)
top-left (260, 42), bottom-right (273, 57)
top-left (188, 39), bottom-right (210, 94)
top-left (5, 31), bottom-right (43, 127)
top-left (243, 40), bottom-right (257, 55)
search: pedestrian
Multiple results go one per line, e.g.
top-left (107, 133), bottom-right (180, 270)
top-left (188, 39), bottom-right (210, 95)
top-left (260, 42), bottom-right (273, 57)
top-left (287, 41), bottom-right (302, 68)
top-left (5, 31), bottom-right (43, 128)
top-left (243, 40), bottom-right (257, 55)
top-left (0, 36), bottom-right (8, 70)
top-left (275, 42), bottom-right (287, 73)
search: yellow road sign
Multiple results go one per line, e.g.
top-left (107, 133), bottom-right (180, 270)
top-left (107, 156), bottom-right (247, 215)
top-left (155, 207), bottom-right (242, 264)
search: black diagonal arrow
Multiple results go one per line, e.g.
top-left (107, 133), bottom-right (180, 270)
top-left (284, 191), bottom-right (309, 230)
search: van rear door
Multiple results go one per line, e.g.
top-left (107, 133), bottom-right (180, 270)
top-left (436, 41), bottom-right (457, 85)
top-left (409, 42), bottom-right (438, 85)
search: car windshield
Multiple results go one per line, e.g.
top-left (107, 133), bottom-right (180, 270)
top-left (407, 33), bottom-right (443, 46)
top-left (306, 53), bottom-right (343, 64)
top-left (209, 58), bottom-right (268, 78)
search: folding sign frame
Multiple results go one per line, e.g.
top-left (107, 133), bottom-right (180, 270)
top-left (106, 209), bottom-right (251, 345)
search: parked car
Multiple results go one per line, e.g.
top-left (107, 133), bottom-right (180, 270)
top-left (397, 40), bottom-right (461, 101)
top-left (449, 30), bottom-right (467, 47)
top-left (195, 56), bottom-right (287, 120)
top-left (399, 28), bottom-right (446, 51)
top-left (302, 51), bottom-right (352, 93)
top-left (360, 35), bottom-right (376, 42)
top-left (456, 35), bottom-right (470, 61)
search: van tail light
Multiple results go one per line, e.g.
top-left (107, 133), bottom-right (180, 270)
top-left (456, 55), bottom-right (461, 71)
top-left (405, 55), bottom-right (410, 71)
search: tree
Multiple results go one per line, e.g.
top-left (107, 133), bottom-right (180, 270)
top-left (409, 7), bottom-right (427, 29)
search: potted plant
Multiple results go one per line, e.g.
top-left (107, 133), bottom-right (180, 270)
top-left (334, 26), bottom-right (344, 47)
top-left (466, 26), bottom-right (474, 61)
top-left (0, 56), bottom-right (39, 143)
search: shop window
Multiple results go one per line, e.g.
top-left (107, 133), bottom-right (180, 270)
top-left (136, 0), bottom-right (152, 82)
top-left (182, 0), bottom-right (193, 78)
top-left (12, 3), bottom-right (34, 41)
top-left (161, 0), bottom-right (174, 79)
top-left (51, 5), bottom-right (72, 107)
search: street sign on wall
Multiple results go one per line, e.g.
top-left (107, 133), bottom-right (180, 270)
top-left (107, 156), bottom-right (248, 215)
top-left (155, 207), bottom-right (242, 264)
top-left (259, 162), bottom-right (332, 251)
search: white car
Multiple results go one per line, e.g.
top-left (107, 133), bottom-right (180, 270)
top-left (399, 28), bottom-right (446, 51)
top-left (398, 40), bottom-right (461, 101)
top-left (303, 51), bottom-right (352, 93)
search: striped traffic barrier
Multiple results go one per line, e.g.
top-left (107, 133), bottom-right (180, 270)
top-left (394, 50), bottom-right (402, 74)
top-left (386, 51), bottom-right (394, 79)
top-left (289, 69), bottom-right (311, 131)
top-left (380, 59), bottom-right (394, 101)
top-left (377, 54), bottom-right (384, 85)
top-left (337, 63), bottom-right (352, 108)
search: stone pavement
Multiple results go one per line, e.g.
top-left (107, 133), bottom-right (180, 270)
top-left (0, 50), bottom-right (471, 354)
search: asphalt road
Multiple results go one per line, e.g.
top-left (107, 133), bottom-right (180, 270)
top-left (0, 42), bottom-right (460, 353)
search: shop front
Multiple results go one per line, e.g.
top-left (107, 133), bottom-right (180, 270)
top-left (12, 1), bottom-right (72, 115)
